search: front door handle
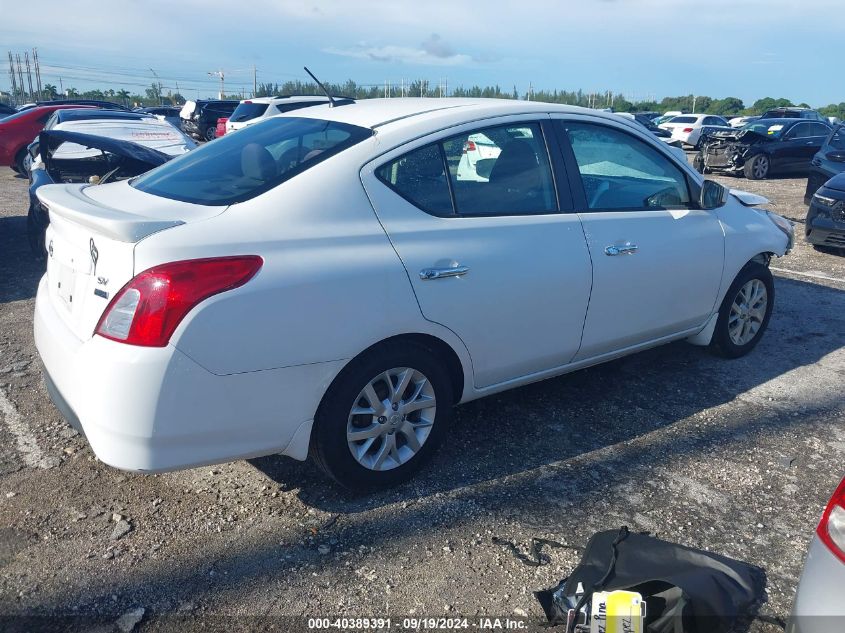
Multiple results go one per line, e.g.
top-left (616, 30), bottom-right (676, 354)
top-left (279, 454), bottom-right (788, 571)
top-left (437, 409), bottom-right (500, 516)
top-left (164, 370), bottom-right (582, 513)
top-left (605, 244), bottom-right (638, 256)
top-left (419, 265), bottom-right (470, 280)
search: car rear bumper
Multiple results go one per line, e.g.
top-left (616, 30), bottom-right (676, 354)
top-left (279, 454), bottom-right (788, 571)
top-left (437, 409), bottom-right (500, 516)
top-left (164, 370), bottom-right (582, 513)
top-left (34, 276), bottom-right (341, 472)
top-left (787, 537), bottom-right (845, 632)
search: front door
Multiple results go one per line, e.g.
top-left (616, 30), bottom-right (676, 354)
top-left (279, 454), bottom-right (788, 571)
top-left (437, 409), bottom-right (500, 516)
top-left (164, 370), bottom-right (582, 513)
top-left (362, 118), bottom-right (593, 388)
top-left (553, 117), bottom-right (725, 360)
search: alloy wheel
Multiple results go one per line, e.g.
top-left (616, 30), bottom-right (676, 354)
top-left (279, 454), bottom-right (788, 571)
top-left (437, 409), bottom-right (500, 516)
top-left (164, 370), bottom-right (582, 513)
top-left (728, 279), bottom-right (768, 345)
top-left (346, 367), bottom-right (436, 471)
top-left (753, 156), bottom-right (769, 179)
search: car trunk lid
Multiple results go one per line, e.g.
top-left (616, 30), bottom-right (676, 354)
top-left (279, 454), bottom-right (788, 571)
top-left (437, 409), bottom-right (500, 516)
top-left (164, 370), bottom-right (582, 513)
top-left (37, 181), bottom-right (226, 341)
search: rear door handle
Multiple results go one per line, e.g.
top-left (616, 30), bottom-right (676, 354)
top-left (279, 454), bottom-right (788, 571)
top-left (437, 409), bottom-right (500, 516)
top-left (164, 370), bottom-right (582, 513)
top-left (605, 244), bottom-right (638, 256)
top-left (419, 265), bottom-right (470, 280)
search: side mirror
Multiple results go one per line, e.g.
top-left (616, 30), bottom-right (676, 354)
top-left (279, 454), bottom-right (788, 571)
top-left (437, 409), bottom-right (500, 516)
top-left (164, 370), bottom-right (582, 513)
top-left (700, 180), bottom-right (728, 210)
top-left (826, 151), bottom-right (845, 163)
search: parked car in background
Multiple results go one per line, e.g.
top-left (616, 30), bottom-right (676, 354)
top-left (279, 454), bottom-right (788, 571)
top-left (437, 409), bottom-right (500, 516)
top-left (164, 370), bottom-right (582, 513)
top-left (27, 116), bottom-right (195, 256)
top-left (137, 106), bottom-right (182, 129)
top-left (805, 172), bottom-right (845, 251)
top-left (0, 103), bottom-right (17, 117)
top-left (17, 99), bottom-right (129, 112)
top-left (216, 117), bottom-right (228, 138)
top-left (33, 98), bottom-right (792, 490)
top-left (760, 107), bottom-right (826, 122)
top-left (23, 109), bottom-right (155, 178)
top-left (0, 104), bottom-right (97, 173)
top-left (615, 112), bottom-right (684, 151)
top-left (805, 124), bottom-right (845, 203)
top-left (696, 118), bottom-right (833, 180)
top-left (729, 115), bottom-right (760, 128)
top-left (653, 111), bottom-right (684, 125)
top-left (225, 96), bottom-right (352, 134)
top-left (787, 476), bottom-right (845, 632)
top-left (180, 100), bottom-right (239, 141)
top-left (659, 114), bottom-right (732, 148)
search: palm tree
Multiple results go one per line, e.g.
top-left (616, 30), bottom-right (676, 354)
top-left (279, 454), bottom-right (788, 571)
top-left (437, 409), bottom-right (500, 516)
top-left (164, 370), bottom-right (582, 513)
top-left (116, 89), bottom-right (130, 106)
top-left (66, 87), bottom-right (79, 98)
top-left (42, 84), bottom-right (58, 100)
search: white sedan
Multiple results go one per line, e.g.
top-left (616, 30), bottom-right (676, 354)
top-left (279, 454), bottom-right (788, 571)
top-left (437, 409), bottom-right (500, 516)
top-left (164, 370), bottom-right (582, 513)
top-left (33, 99), bottom-right (794, 490)
top-left (659, 114), bottom-right (732, 148)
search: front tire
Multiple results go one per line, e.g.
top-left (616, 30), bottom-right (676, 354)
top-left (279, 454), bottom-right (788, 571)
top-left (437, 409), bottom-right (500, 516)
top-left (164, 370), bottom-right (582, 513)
top-left (710, 262), bottom-right (774, 358)
top-left (744, 154), bottom-right (770, 180)
top-left (311, 342), bottom-right (453, 491)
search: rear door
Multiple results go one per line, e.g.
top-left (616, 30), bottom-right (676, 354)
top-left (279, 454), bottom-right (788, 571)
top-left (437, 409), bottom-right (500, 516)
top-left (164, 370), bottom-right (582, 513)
top-left (362, 117), bottom-right (593, 388)
top-left (552, 116), bottom-right (724, 360)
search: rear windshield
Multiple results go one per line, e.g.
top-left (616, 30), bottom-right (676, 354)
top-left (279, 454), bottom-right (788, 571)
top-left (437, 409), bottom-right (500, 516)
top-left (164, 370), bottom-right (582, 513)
top-left (669, 116), bottom-right (697, 123)
top-left (132, 117), bottom-right (372, 205)
top-left (229, 102), bottom-right (269, 122)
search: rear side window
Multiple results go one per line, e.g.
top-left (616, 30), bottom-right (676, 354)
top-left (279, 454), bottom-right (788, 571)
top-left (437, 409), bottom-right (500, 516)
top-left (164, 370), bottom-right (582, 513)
top-left (132, 117), bottom-right (372, 205)
top-left (564, 122), bottom-right (691, 211)
top-left (808, 123), bottom-right (832, 137)
top-left (828, 127), bottom-right (845, 150)
top-left (230, 102), bottom-right (269, 123)
top-left (377, 122), bottom-right (557, 217)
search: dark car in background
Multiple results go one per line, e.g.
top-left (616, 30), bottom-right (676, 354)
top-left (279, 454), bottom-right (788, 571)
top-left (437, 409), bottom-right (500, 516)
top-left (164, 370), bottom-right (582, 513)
top-left (180, 99), bottom-right (239, 141)
top-left (16, 99), bottom-right (129, 112)
top-left (696, 118), bottom-right (832, 180)
top-left (805, 172), bottom-right (845, 252)
top-left (0, 103), bottom-right (17, 117)
top-left (137, 105), bottom-right (182, 129)
top-left (760, 107), bottom-right (826, 122)
top-left (805, 124), bottom-right (845, 203)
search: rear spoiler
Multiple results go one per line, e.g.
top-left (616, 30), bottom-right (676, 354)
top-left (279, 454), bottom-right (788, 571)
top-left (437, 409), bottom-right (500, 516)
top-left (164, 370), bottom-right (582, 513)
top-left (36, 184), bottom-right (184, 243)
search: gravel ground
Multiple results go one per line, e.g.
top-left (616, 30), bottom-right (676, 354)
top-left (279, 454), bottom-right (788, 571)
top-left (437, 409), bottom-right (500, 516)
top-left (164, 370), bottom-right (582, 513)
top-left (0, 161), bottom-right (844, 633)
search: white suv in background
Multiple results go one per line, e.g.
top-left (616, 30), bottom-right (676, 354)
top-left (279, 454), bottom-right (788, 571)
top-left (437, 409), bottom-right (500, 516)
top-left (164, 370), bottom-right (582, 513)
top-left (659, 114), bottom-right (731, 148)
top-left (225, 95), bottom-right (353, 134)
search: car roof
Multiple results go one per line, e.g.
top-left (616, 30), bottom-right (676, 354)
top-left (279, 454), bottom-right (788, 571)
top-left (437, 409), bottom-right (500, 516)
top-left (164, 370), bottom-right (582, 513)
top-left (239, 95), bottom-right (338, 105)
top-left (54, 109), bottom-right (151, 123)
top-left (277, 98), bottom-right (630, 131)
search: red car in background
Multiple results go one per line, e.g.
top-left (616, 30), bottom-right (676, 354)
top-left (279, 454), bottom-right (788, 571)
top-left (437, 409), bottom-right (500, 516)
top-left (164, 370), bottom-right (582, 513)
top-left (0, 104), bottom-right (96, 173)
top-left (215, 117), bottom-right (228, 139)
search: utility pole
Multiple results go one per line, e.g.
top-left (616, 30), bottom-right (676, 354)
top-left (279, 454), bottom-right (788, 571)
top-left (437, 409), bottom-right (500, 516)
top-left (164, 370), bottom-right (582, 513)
top-left (444, 77), bottom-right (447, 98)
top-left (15, 54), bottom-right (26, 102)
top-left (208, 71), bottom-right (224, 99)
top-left (24, 52), bottom-right (34, 102)
top-left (59, 77), bottom-right (63, 96)
top-left (692, 95), bottom-right (697, 113)
top-left (32, 49), bottom-right (42, 100)
top-left (401, 78), bottom-right (404, 98)
top-left (7, 52), bottom-right (17, 105)
top-left (149, 68), bottom-right (163, 105)
top-left (253, 64), bottom-right (257, 97)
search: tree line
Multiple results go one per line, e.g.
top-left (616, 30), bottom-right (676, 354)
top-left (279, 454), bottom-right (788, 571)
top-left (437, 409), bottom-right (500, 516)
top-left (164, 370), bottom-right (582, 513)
top-left (15, 80), bottom-right (845, 120)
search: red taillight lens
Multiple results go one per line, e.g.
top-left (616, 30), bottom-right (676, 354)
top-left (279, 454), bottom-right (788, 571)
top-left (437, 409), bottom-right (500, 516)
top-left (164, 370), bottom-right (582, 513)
top-left (95, 256), bottom-right (263, 347)
top-left (683, 127), bottom-right (694, 133)
top-left (463, 140), bottom-right (477, 153)
top-left (817, 477), bottom-right (845, 563)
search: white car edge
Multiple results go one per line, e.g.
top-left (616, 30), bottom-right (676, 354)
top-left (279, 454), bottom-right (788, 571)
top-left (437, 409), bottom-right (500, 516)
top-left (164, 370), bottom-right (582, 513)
top-left (33, 98), bottom-right (794, 490)
top-left (225, 96), bottom-right (342, 134)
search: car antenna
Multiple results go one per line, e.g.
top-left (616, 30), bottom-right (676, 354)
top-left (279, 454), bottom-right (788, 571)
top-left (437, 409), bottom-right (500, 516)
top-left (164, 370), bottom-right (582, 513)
top-left (303, 67), bottom-right (336, 107)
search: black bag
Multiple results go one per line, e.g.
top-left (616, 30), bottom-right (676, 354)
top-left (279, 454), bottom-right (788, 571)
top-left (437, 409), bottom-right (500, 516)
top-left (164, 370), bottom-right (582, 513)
top-left (535, 527), bottom-right (769, 633)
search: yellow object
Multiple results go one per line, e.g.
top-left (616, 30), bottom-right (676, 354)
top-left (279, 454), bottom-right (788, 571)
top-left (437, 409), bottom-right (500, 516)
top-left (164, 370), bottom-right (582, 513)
top-left (589, 590), bottom-right (645, 633)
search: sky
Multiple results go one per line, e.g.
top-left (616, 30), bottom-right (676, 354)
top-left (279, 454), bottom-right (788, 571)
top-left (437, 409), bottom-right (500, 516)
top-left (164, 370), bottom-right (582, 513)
top-left (0, 0), bottom-right (841, 106)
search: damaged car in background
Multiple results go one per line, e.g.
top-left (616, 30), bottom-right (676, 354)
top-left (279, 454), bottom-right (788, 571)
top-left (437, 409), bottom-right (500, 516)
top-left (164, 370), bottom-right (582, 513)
top-left (695, 119), bottom-right (832, 180)
top-left (27, 121), bottom-right (195, 257)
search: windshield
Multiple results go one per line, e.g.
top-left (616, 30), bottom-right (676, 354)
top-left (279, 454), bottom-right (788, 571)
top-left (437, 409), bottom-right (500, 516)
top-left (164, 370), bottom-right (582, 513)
top-left (132, 117), bottom-right (373, 205)
top-left (229, 102), bottom-right (269, 122)
top-left (742, 121), bottom-right (788, 138)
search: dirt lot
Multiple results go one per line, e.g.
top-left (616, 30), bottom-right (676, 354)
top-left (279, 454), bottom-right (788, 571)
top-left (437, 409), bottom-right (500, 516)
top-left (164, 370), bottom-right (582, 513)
top-left (0, 160), bottom-right (844, 632)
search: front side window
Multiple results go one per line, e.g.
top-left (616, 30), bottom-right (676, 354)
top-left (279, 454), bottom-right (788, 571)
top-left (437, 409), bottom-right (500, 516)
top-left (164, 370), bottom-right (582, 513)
top-left (132, 117), bottom-right (372, 205)
top-left (377, 122), bottom-right (557, 217)
top-left (564, 122), bottom-right (691, 211)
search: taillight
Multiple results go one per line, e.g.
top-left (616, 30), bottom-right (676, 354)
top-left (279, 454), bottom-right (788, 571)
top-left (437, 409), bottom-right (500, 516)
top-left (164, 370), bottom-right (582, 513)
top-left (683, 127), bottom-right (694, 133)
top-left (95, 256), bottom-right (263, 347)
top-left (817, 477), bottom-right (845, 563)
top-left (463, 140), bottom-right (477, 153)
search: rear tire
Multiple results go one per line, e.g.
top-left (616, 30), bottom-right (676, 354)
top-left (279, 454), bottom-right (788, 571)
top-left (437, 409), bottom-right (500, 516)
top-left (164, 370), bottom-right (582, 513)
top-left (311, 341), bottom-right (453, 491)
top-left (204, 125), bottom-right (216, 141)
top-left (710, 262), bottom-right (774, 358)
top-left (744, 154), bottom-right (770, 180)
top-left (13, 148), bottom-right (27, 175)
top-left (27, 202), bottom-right (48, 259)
